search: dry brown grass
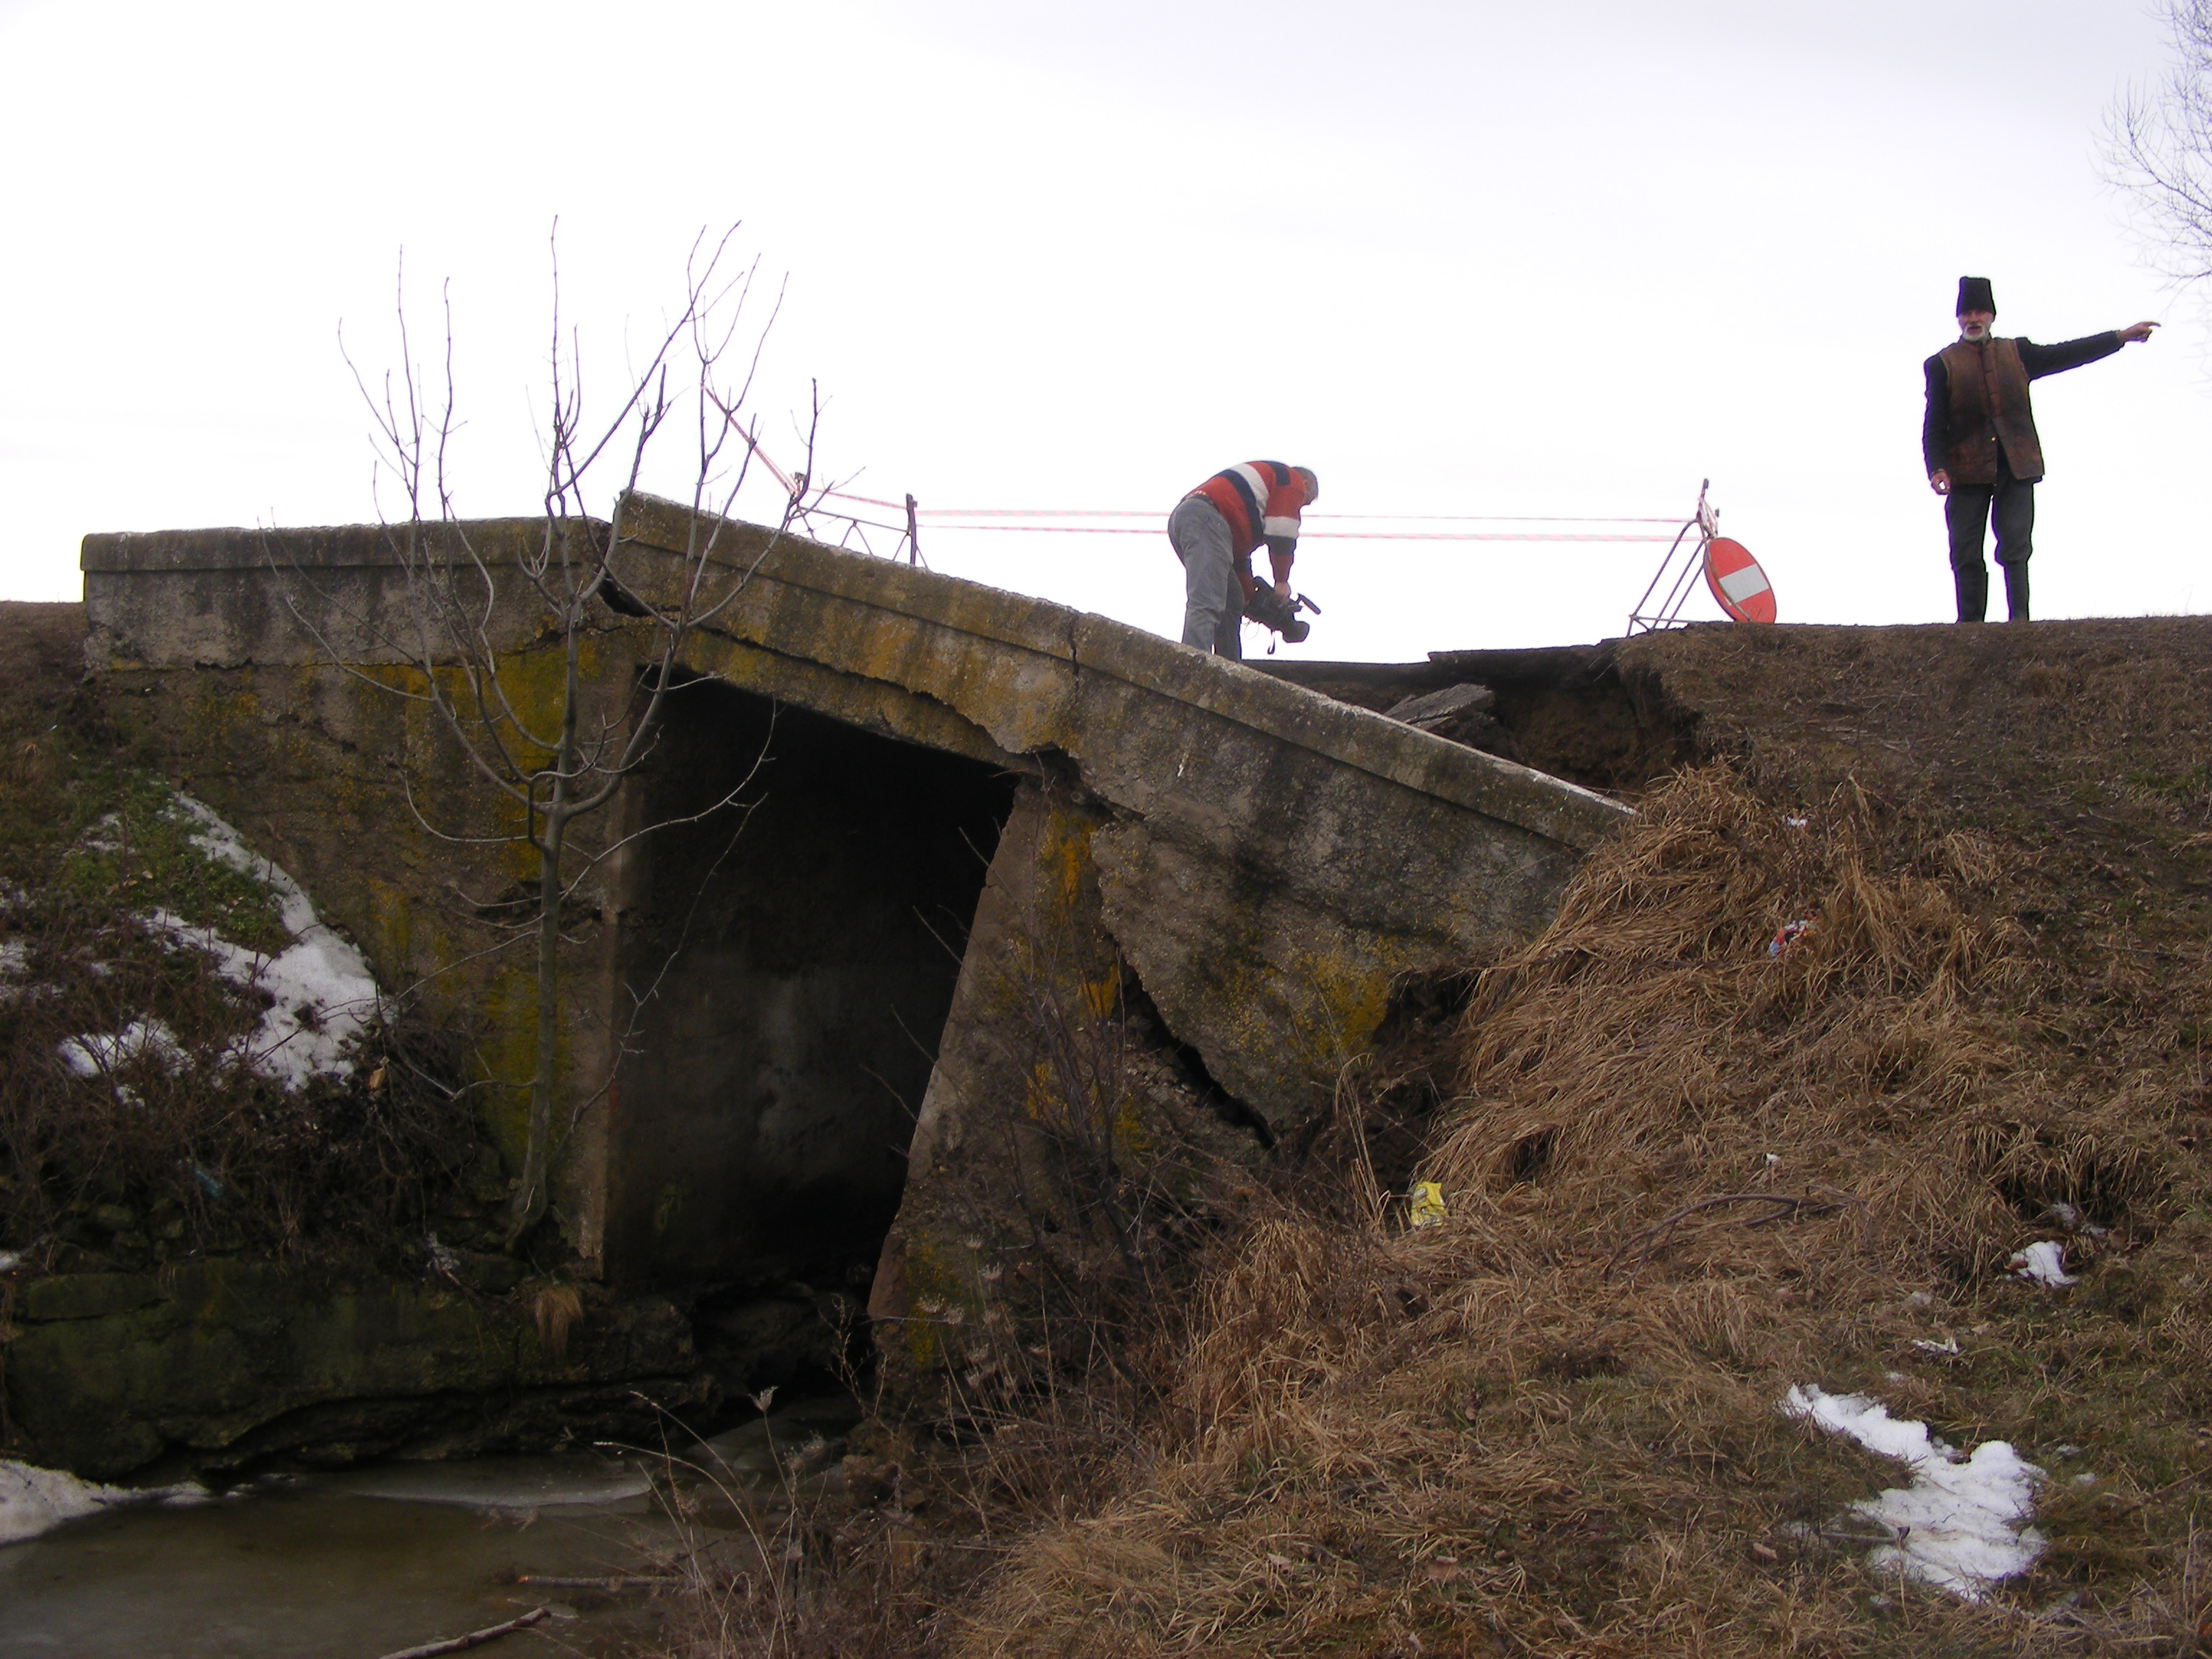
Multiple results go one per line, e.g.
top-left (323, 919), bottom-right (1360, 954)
top-left (947, 763), bottom-right (2212, 1659)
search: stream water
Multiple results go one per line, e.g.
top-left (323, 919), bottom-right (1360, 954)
top-left (0, 1400), bottom-right (861, 1659)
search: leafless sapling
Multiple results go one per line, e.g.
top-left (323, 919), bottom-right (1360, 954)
top-left (327, 225), bottom-right (837, 1247)
top-left (2108, 1), bottom-right (2212, 297)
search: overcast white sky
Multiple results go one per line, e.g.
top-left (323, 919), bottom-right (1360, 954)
top-left (2, 0), bottom-right (2203, 660)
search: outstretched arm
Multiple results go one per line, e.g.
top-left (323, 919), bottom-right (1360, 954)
top-left (2018, 327), bottom-right (2153, 379)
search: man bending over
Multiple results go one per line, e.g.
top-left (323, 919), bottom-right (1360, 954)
top-left (1167, 461), bottom-right (1318, 659)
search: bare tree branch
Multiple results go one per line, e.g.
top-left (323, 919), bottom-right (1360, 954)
top-left (303, 224), bottom-right (827, 1249)
top-left (2105, 1), bottom-right (2212, 295)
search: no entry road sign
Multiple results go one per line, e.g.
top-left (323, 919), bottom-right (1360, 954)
top-left (1702, 537), bottom-right (1776, 625)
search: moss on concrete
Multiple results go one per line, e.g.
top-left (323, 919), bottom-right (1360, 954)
top-left (5, 1262), bottom-right (707, 1479)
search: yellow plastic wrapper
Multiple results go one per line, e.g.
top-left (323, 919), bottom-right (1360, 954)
top-left (1407, 1181), bottom-right (1446, 1229)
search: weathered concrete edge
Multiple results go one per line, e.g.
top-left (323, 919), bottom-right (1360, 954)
top-left (78, 500), bottom-right (1632, 850)
top-left (81, 518), bottom-right (567, 573)
top-left (673, 633), bottom-right (1023, 770)
top-left (1064, 615), bottom-right (1629, 850)
top-left (613, 494), bottom-right (1635, 852)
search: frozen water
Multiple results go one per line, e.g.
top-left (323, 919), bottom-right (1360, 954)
top-left (315, 1455), bottom-right (652, 1509)
top-left (0, 1476), bottom-right (675, 1658)
top-left (0, 1460), bottom-right (202, 1547)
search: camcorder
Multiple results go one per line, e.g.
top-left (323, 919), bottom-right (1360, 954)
top-left (1243, 583), bottom-right (1321, 644)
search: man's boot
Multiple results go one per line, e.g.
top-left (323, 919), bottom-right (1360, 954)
top-left (1953, 562), bottom-right (1989, 623)
top-left (2002, 562), bottom-right (2030, 622)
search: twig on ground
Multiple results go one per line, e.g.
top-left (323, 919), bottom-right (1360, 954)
top-left (1604, 1190), bottom-right (1865, 1276)
top-left (372, 1607), bottom-right (547, 1659)
top-left (2147, 1464), bottom-right (2212, 1498)
top-left (516, 1573), bottom-right (680, 1590)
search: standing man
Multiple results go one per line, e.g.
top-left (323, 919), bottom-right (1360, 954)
top-left (1167, 461), bottom-right (1318, 658)
top-left (1923, 276), bottom-right (2158, 622)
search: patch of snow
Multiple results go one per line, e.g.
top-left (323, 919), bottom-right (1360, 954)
top-left (2008, 1241), bottom-right (2077, 1287)
top-left (2044, 1202), bottom-right (2108, 1239)
top-left (0, 1251), bottom-right (22, 1273)
top-left (0, 940), bottom-right (45, 1007)
top-left (142, 792), bottom-right (386, 1091)
top-left (425, 1232), bottom-right (459, 1277)
top-left (1912, 1335), bottom-right (1961, 1357)
top-left (0, 1460), bottom-right (204, 1547)
top-left (48, 788), bottom-right (385, 1094)
top-left (56, 1018), bottom-right (184, 1081)
top-left (171, 794), bottom-right (319, 941)
top-left (1782, 1384), bottom-right (2046, 1601)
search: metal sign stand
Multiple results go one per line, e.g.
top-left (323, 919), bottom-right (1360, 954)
top-left (1627, 480), bottom-right (1719, 634)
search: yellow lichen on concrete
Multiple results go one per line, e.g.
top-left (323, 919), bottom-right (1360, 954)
top-left (893, 1233), bottom-right (990, 1372)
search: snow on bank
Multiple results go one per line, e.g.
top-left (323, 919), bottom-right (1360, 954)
top-left (1783, 1385), bottom-right (2045, 1600)
top-left (164, 793), bottom-right (386, 1088)
top-left (0, 1460), bottom-right (203, 1546)
top-left (56, 1018), bottom-right (185, 1080)
top-left (2008, 1241), bottom-right (2078, 1287)
top-left (57, 791), bottom-right (386, 1092)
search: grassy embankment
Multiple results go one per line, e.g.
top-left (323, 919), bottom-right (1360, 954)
top-left (0, 601), bottom-right (477, 1277)
top-left (657, 620), bottom-right (2212, 1659)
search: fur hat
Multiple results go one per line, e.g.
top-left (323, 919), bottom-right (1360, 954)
top-left (1956, 276), bottom-right (1996, 316)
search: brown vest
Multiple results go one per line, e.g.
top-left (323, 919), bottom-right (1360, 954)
top-left (1938, 336), bottom-right (2044, 485)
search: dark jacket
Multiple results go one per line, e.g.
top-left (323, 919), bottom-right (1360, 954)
top-left (1921, 332), bottom-right (2121, 485)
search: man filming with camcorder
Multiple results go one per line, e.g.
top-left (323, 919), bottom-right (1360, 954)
top-left (1164, 460), bottom-right (1321, 658)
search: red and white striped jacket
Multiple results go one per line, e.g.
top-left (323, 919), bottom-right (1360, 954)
top-left (1185, 462), bottom-right (1310, 567)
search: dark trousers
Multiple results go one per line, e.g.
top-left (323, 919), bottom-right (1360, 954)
top-left (1943, 465), bottom-right (2034, 622)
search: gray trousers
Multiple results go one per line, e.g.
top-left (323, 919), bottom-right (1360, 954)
top-left (1168, 496), bottom-right (1242, 660)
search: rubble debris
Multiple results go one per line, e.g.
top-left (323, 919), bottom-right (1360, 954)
top-left (1381, 682), bottom-right (1522, 763)
top-left (1768, 919), bottom-right (1814, 958)
top-left (1385, 683), bottom-right (1496, 729)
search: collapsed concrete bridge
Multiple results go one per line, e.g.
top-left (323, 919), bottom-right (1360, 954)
top-left (76, 493), bottom-right (1629, 1411)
